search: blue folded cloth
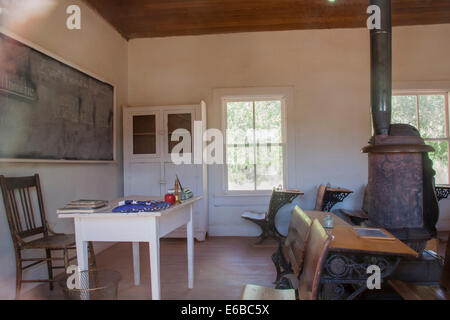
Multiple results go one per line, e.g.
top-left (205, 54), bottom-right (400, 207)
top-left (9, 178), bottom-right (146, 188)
top-left (113, 200), bottom-right (172, 213)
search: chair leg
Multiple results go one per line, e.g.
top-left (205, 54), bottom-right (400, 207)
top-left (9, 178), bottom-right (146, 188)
top-left (88, 242), bottom-right (97, 269)
top-left (45, 249), bottom-right (54, 291)
top-left (15, 251), bottom-right (22, 300)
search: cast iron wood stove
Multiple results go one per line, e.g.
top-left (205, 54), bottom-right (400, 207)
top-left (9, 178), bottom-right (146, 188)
top-left (362, 0), bottom-right (439, 254)
top-left (359, 0), bottom-right (442, 287)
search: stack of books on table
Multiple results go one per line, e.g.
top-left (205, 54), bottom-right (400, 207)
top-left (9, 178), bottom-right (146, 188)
top-left (57, 200), bottom-right (108, 214)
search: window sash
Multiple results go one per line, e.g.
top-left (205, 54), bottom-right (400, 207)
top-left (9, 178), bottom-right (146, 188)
top-left (392, 92), bottom-right (450, 184)
top-left (224, 98), bottom-right (285, 192)
top-left (393, 93), bottom-right (449, 138)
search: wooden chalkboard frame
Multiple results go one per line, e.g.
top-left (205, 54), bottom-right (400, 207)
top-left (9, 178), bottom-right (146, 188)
top-left (0, 28), bottom-right (117, 164)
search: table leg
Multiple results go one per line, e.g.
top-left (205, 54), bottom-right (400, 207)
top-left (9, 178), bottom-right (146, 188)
top-left (74, 218), bottom-right (89, 300)
top-left (149, 217), bottom-right (161, 300)
top-left (76, 241), bottom-right (89, 271)
top-left (132, 242), bottom-right (141, 286)
top-left (75, 218), bottom-right (89, 272)
top-left (187, 204), bottom-right (194, 289)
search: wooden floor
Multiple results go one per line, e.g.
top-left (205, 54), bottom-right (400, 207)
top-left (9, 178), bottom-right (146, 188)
top-left (22, 237), bottom-right (277, 300)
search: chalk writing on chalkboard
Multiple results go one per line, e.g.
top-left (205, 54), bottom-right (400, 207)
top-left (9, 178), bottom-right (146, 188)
top-left (0, 71), bottom-right (37, 101)
top-left (0, 32), bottom-right (114, 161)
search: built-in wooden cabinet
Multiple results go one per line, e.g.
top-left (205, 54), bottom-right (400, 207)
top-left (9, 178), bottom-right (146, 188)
top-left (123, 102), bottom-right (208, 241)
top-left (132, 114), bottom-right (157, 155)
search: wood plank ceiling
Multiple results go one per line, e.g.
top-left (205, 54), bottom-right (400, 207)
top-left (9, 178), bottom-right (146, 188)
top-left (83, 0), bottom-right (450, 39)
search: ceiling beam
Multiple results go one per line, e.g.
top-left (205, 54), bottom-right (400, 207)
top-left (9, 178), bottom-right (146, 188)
top-left (82, 0), bottom-right (450, 39)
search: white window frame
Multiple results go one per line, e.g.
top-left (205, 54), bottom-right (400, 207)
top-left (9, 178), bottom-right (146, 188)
top-left (220, 92), bottom-right (289, 196)
top-left (392, 89), bottom-right (450, 183)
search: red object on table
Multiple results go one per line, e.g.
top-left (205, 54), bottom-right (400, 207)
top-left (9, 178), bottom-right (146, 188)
top-left (164, 193), bottom-right (176, 205)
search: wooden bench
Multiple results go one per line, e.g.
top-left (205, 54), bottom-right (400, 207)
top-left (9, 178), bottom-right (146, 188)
top-left (241, 218), bottom-right (330, 300)
top-left (389, 233), bottom-right (450, 300)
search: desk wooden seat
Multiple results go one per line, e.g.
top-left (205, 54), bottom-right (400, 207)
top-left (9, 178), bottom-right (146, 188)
top-left (389, 233), bottom-right (450, 300)
top-left (241, 189), bottom-right (303, 244)
top-left (389, 280), bottom-right (450, 300)
top-left (241, 219), bottom-right (330, 300)
top-left (314, 185), bottom-right (353, 212)
top-left (334, 186), bottom-right (369, 225)
top-left (241, 284), bottom-right (295, 300)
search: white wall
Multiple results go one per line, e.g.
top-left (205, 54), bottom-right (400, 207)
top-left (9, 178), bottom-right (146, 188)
top-left (0, 0), bottom-right (128, 299)
top-left (128, 24), bottom-right (450, 236)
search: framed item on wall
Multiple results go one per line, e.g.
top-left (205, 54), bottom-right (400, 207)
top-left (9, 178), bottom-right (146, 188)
top-left (0, 30), bottom-right (116, 163)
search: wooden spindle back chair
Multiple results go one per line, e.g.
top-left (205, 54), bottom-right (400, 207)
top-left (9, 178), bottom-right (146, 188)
top-left (0, 174), bottom-right (96, 299)
top-left (1, 175), bottom-right (48, 241)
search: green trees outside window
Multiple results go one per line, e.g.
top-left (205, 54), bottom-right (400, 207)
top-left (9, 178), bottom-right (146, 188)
top-left (392, 93), bottom-right (449, 184)
top-left (226, 100), bottom-right (284, 191)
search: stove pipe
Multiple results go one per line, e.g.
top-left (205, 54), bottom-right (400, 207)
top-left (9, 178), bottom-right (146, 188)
top-left (363, 0), bottom-right (439, 253)
top-left (370, 0), bottom-right (391, 136)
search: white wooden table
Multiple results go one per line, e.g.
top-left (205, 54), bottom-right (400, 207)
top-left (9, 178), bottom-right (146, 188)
top-left (59, 196), bottom-right (201, 300)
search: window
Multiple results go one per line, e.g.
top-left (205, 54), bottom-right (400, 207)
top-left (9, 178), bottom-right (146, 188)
top-left (392, 92), bottom-right (449, 184)
top-left (224, 98), bottom-right (285, 192)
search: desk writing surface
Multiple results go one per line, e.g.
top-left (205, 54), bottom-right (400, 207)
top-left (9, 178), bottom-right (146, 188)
top-left (304, 210), bottom-right (418, 258)
top-left (326, 188), bottom-right (353, 193)
top-left (58, 196), bottom-right (202, 218)
top-left (305, 210), bottom-right (349, 227)
top-left (278, 189), bottom-right (304, 195)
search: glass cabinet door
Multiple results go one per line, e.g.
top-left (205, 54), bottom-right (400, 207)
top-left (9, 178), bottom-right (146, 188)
top-left (167, 112), bottom-right (193, 155)
top-left (132, 114), bottom-right (158, 156)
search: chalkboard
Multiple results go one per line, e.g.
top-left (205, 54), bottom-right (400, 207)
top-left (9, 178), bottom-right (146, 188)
top-left (0, 32), bottom-right (114, 161)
